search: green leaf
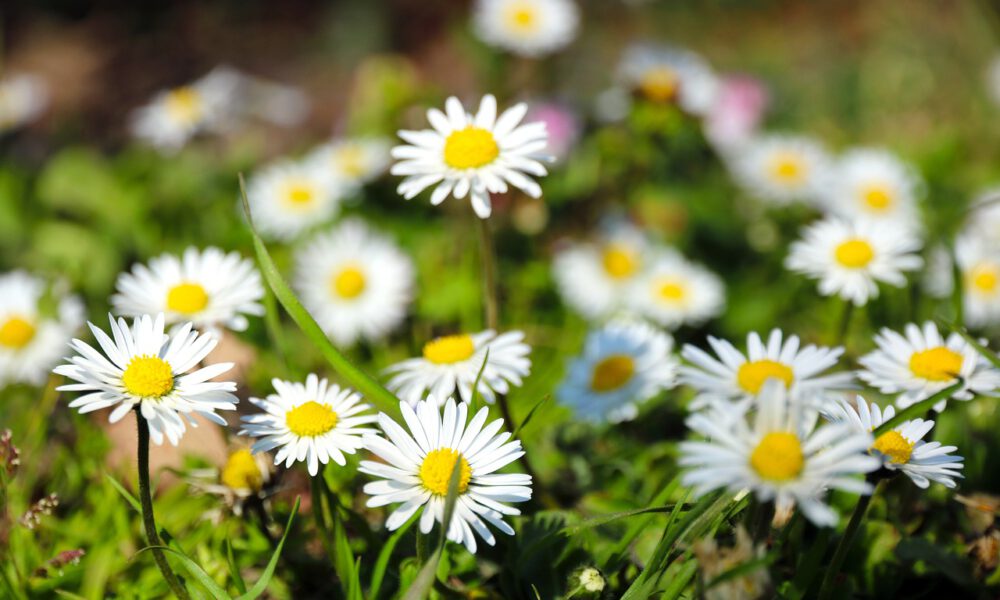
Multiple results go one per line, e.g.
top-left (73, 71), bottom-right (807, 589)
top-left (238, 496), bottom-right (301, 600)
top-left (331, 497), bottom-right (357, 598)
top-left (136, 546), bottom-right (231, 599)
top-left (105, 472), bottom-right (141, 513)
top-left (559, 504), bottom-right (684, 537)
top-left (513, 394), bottom-right (550, 439)
top-left (873, 378), bottom-right (965, 435)
top-left (225, 539), bottom-right (247, 595)
top-left (370, 513), bottom-right (418, 599)
top-left (468, 349), bottom-right (490, 411)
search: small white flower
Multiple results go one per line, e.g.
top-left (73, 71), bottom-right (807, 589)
top-left (729, 134), bottom-right (830, 205)
top-left (956, 235), bottom-right (1000, 328)
top-left (54, 314), bottom-right (238, 446)
top-left (294, 219), bottom-right (414, 347)
top-left (817, 148), bottom-right (922, 229)
top-left (246, 159), bottom-right (343, 241)
top-left (386, 330), bottom-right (531, 406)
top-left (472, 0), bottom-right (580, 58)
top-left (617, 43), bottom-right (719, 116)
top-left (391, 94), bottom-right (550, 219)
top-left (360, 397), bottom-right (532, 554)
top-left (0, 74), bottom-right (48, 132)
top-left (628, 249), bottom-right (725, 329)
top-left (129, 71), bottom-right (238, 153)
top-left (112, 247), bottom-right (264, 333)
top-left (578, 567), bottom-right (606, 593)
top-left (240, 374), bottom-right (377, 476)
top-left (304, 137), bottom-right (391, 191)
top-left (557, 321), bottom-right (677, 423)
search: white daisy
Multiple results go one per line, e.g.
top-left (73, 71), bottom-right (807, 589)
top-left (556, 321), bottom-right (678, 423)
top-left (0, 272), bottom-right (83, 387)
top-left (0, 74), bottom-right (48, 132)
top-left (54, 314), bottom-right (238, 446)
top-left (360, 397), bottom-right (532, 554)
top-left (390, 94), bottom-right (551, 219)
top-left (961, 189), bottom-right (1000, 245)
top-left (956, 234), bottom-right (1000, 328)
top-left (617, 43), bottom-right (719, 116)
top-left (245, 159), bottom-right (343, 241)
top-left (680, 329), bottom-right (855, 408)
top-left (240, 374), bottom-right (377, 476)
top-left (817, 148), bottom-right (922, 228)
top-left (471, 0), bottom-right (580, 58)
top-left (129, 71), bottom-right (238, 153)
top-left (294, 219), bottom-right (414, 347)
top-left (112, 247), bottom-right (264, 333)
top-left (386, 330), bottom-right (531, 406)
top-left (785, 217), bottom-right (923, 306)
top-left (857, 321), bottom-right (1000, 411)
top-left (729, 134), bottom-right (830, 205)
top-left (305, 136), bottom-right (391, 191)
top-left (628, 249), bottom-right (725, 329)
top-left (680, 379), bottom-right (880, 527)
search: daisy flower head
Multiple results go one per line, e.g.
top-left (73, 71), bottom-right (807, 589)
top-left (956, 234), bottom-right (1000, 328)
top-left (857, 321), bottom-right (1000, 411)
top-left (556, 320), bottom-right (678, 423)
top-left (628, 249), bottom-right (725, 330)
top-left (391, 94), bottom-right (551, 219)
top-left (245, 159), bottom-right (343, 241)
top-left (617, 43), bottom-right (719, 116)
top-left (0, 74), bottom-right (49, 132)
top-left (729, 134), bottom-right (830, 205)
top-left (817, 148), bottom-right (923, 228)
top-left (360, 397), bottom-right (532, 554)
top-left (112, 247), bottom-right (264, 333)
top-left (240, 374), bottom-right (377, 476)
top-left (305, 136), bottom-right (391, 191)
top-left (961, 188), bottom-right (1000, 246)
top-left (0, 271), bottom-right (83, 387)
top-left (386, 330), bottom-right (531, 406)
top-left (680, 379), bottom-right (880, 527)
top-left (187, 445), bottom-right (276, 518)
top-left (294, 219), bottom-right (414, 347)
top-left (680, 329), bottom-right (855, 409)
top-left (129, 72), bottom-right (238, 153)
top-left (54, 314), bottom-right (238, 446)
top-left (785, 217), bottom-right (923, 306)
top-left (472, 0), bottom-right (580, 58)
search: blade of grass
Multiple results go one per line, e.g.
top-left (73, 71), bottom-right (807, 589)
top-left (605, 474), bottom-right (683, 568)
top-left (136, 546), bottom-right (231, 599)
top-left (873, 378), bottom-right (965, 435)
top-left (370, 513), bottom-right (418, 599)
top-left (512, 394), bottom-right (550, 439)
top-left (469, 349), bottom-right (490, 411)
top-left (402, 452), bottom-right (464, 600)
top-left (105, 472), bottom-right (141, 513)
top-left (225, 539), bottom-right (247, 595)
top-left (238, 497), bottom-right (300, 600)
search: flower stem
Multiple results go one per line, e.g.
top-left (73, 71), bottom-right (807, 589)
top-left (835, 300), bottom-right (854, 348)
top-left (310, 475), bottom-right (337, 568)
top-left (816, 486), bottom-right (876, 600)
top-left (136, 414), bottom-right (190, 599)
top-left (475, 216), bottom-right (500, 332)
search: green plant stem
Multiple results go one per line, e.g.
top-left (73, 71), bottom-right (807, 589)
top-left (136, 414), bottom-right (190, 599)
top-left (475, 216), bottom-right (499, 331)
top-left (310, 475), bottom-right (337, 569)
top-left (817, 486), bottom-right (876, 600)
top-left (835, 301), bottom-right (854, 348)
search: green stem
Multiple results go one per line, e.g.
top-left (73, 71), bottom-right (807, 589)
top-left (310, 475), bottom-right (337, 569)
top-left (835, 301), bottom-right (854, 348)
top-left (475, 216), bottom-right (499, 331)
top-left (136, 414), bottom-right (190, 599)
top-left (817, 487), bottom-right (876, 600)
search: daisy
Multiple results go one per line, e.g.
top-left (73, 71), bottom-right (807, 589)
top-left (112, 247), bottom-right (264, 333)
top-left (390, 94), bottom-right (551, 219)
top-left (129, 70), bottom-right (238, 153)
top-left (857, 321), bottom-right (1000, 411)
top-left (386, 330), bottom-right (531, 406)
top-left (617, 43), bottom-right (719, 116)
top-left (240, 374), bottom-right (377, 476)
top-left (360, 397), bottom-right (532, 554)
top-left (187, 446), bottom-right (276, 518)
top-left (0, 74), bottom-right (48, 133)
top-left (245, 159), bottom-right (343, 241)
top-left (628, 249), bottom-right (725, 329)
top-left (729, 134), bottom-right (830, 205)
top-left (956, 235), bottom-right (1000, 328)
top-left (680, 329), bottom-right (854, 409)
top-left (54, 314), bottom-right (238, 446)
top-left (305, 137), bottom-right (391, 191)
top-left (471, 0), bottom-right (580, 58)
top-left (0, 272), bottom-right (83, 387)
top-left (556, 321), bottom-right (678, 423)
top-left (680, 380), bottom-right (879, 526)
top-left (828, 396), bottom-right (964, 489)
top-left (817, 148), bottom-right (922, 228)
top-left (294, 219), bottom-right (414, 347)
top-left (785, 217), bottom-right (923, 306)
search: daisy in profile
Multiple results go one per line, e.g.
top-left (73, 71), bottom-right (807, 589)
top-left (294, 219), bottom-right (414, 347)
top-left (0, 271), bottom-right (83, 387)
top-left (305, 137), bottom-right (391, 191)
top-left (240, 374), bottom-right (377, 476)
top-left (617, 43), bottom-right (718, 116)
top-left (857, 321), bottom-right (1000, 411)
top-left (680, 379), bottom-right (879, 527)
top-left (785, 217), bottom-right (923, 306)
top-left (956, 235), bottom-right (1000, 328)
top-left (471, 0), bottom-right (580, 58)
top-left (112, 247), bottom-right (264, 332)
top-left (188, 446), bottom-right (275, 518)
top-left (245, 159), bottom-right (343, 241)
top-left (817, 148), bottom-right (922, 228)
top-left (628, 249), bottom-right (725, 329)
top-left (680, 329), bottom-right (854, 408)
top-left (729, 134), bottom-right (830, 205)
top-left (54, 314), bottom-right (238, 446)
top-left (0, 74), bottom-right (49, 133)
top-left (390, 94), bottom-right (550, 218)
top-left (828, 396), bottom-right (964, 489)
top-left (556, 321), bottom-right (678, 423)
top-left (360, 397), bottom-right (532, 554)
top-left (385, 330), bottom-right (531, 406)
top-left (129, 71), bottom-right (238, 153)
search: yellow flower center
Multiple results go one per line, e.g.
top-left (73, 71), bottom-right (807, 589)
top-left (164, 87), bottom-right (203, 125)
top-left (736, 360), bottom-right (794, 394)
top-left (220, 449), bottom-right (264, 492)
top-left (768, 153), bottom-right (805, 185)
top-left (285, 401), bottom-right (339, 437)
top-left (602, 244), bottom-right (640, 279)
top-left (750, 432), bottom-right (804, 482)
top-left (657, 279), bottom-right (687, 303)
top-left (122, 355), bottom-right (175, 398)
top-left (422, 334), bottom-right (476, 365)
top-left (505, 3), bottom-right (538, 30)
top-left (284, 182), bottom-right (316, 207)
top-left (909, 346), bottom-right (962, 382)
top-left (419, 448), bottom-right (472, 496)
top-left (335, 146), bottom-right (367, 177)
top-left (330, 266), bottom-right (366, 299)
top-left (861, 186), bottom-right (893, 212)
top-left (443, 127), bottom-right (500, 170)
top-left (166, 282), bottom-right (209, 314)
top-left (871, 430), bottom-right (914, 465)
top-left (590, 354), bottom-right (636, 392)
top-left (639, 67), bottom-right (679, 103)
top-left (834, 239), bottom-right (875, 269)
top-left (969, 264), bottom-right (999, 295)
top-left (0, 316), bottom-right (36, 349)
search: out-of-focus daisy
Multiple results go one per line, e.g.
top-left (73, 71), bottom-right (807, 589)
top-left (680, 380), bottom-right (879, 527)
top-left (360, 398), bottom-right (532, 554)
top-left (857, 321), bottom-right (1000, 411)
top-left (112, 247), bottom-right (264, 332)
top-left (0, 74), bottom-right (49, 132)
top-left (240, 374), bottom-right (377, 476)
top-left (472, 0), bottom-right (580, 58)
top-left (386, 330), bottom-right (531, 406)
top-left (129, 71), bottom-right (238, 153)
top-left (0, 272), bottom-right (83, 387)
top-left (692, 526), bottom-right (770, 600)
top-left (305, 137), bottom-right (391, 191)
top-left (617, 43), bottom-right (718, 116)
top-left (391, 94), bottom-right (550, 219)
top-left (556, 321), bottom-right (677, 423)
top-left (961, 189), bottom-right (1000, 245)
top-left (188, 447), bottom-right (275, 518)
top-left (785, 217), bottom-right (923, 306)
top-left (704, 74), bottom-right (769, 152)
top-left (829, 396), bottom-right (964, 489)
top-left (956, 235), bottom-right (1000, 328)
top-left (294, 219), bottom-right (414, 347)
top-left (54, 314), bottom-right (238, 446)
top-left (680, 329), bottom-right (854, 408)
top-left (817, 148), bottom-right (922, 228)
top-left (629, 249), bottom-right (725, 329)
top-left (729, 134), bottom-right (830, 205)
top-left (246, 160), bottom-right (342, 241)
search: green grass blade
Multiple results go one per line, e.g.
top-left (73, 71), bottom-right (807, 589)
top-left (469, 349), bottom-right (490, 411)
top-left (225, 539), bottom-right (247, 595)
top-left (238, 496), bottom-right (301, 600)
top-left (105, 472), bottom-right (141, 513)
top-left (512, 394), bottom-right (550, 439)
top-left (136, 546), bottom-right (231, 599)
top-left (402, 453), bottom-right (464, 600)
top-left (874, 378), bottom-right (964, 435)
top-left (369, 513), bottom-right (418, 599)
